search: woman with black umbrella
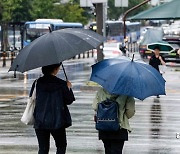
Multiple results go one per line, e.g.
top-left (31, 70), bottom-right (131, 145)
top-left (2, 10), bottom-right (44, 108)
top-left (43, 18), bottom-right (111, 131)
top-left (30, 63), bottom-right (75, 154)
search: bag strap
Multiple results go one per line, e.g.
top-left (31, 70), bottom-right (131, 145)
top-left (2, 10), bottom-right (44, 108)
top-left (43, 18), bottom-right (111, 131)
top-left (30, 79), bottom-right (37, 98)
top-left (32, 80), bottom-right (37, 98)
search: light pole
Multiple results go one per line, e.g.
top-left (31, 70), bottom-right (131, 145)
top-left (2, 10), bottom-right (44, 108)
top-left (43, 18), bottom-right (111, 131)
top-left (123, 0), bottom-right (151, 40)
top-left (96, 3), bottom-right (104, 61)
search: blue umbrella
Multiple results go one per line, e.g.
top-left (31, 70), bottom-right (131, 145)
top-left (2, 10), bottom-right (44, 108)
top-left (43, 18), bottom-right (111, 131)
top-left (90, 56), bottom-right (166, 100)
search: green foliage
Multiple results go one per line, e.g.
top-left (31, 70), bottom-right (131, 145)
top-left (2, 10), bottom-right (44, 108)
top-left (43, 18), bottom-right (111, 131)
top-left (30, 0), bottom-right (55, 20)
top-left (0, 0), bottom-right (32, 22)
top-left (0, 0), bottom-right (90, 24)
top-left (0, 1), bottom-right (3, 20)
top-left (54, 3), bottom-right (87, 25)
top-left (12, 0), bottom-right (32, 22)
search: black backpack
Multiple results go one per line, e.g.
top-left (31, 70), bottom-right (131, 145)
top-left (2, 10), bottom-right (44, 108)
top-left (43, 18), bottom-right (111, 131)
top-left (96, 97), bottom-right (120, 131)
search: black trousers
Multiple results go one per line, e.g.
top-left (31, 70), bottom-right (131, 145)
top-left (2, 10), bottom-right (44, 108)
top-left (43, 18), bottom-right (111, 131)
top-left (35, 128), bottom-right (66, 154)
top-left (102, 139), bottom-right (125, 154)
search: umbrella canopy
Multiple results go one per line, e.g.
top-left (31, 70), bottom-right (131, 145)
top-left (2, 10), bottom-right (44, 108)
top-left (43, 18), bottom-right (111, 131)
top-left (129, 0), bottom-right (180, 20)
top-left (90, 57), bottom-right (166, 100)
top-left (9, 28), bottom-right (106, 73)
top-left (147, 41), bottom-right (174, 52)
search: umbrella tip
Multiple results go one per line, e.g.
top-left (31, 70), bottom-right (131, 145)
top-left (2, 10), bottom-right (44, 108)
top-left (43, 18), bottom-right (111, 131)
top-left (48, 27), bottom-right (52, 33)
top-left (131, 54), bottom-right (135, 62)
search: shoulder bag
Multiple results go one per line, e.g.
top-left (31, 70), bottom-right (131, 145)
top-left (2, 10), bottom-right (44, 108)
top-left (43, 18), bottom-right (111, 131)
top-left (21, 80), bottom-right (37, 125)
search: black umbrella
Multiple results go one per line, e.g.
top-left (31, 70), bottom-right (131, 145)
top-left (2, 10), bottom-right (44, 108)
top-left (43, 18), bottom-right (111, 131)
top-left (9, 28), bottom-right (106, 79)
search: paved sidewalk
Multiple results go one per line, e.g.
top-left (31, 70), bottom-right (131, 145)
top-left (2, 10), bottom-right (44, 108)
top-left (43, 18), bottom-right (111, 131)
top-left (1, 54), bottom-right (180, 153)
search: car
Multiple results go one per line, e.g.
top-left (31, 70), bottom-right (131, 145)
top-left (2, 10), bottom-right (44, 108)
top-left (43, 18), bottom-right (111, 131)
top-left (103, 42), bottom-right (123, 59)
top-left (142, 36), bottom-right (180, 63)
top-left (138, 28), bottom-right (163, 59)
top-left (162, 50), bottom-right (180, 63)
top-left (8, 35), bottom-right (21, 50)
top-left (161, 36), bottom-right (180, 63)
top-left (93, 42), bottom-right (123, 61)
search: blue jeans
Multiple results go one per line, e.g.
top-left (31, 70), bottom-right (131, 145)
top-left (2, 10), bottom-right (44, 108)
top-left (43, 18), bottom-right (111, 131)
top-left (35, 128), bottom-right (66, 154)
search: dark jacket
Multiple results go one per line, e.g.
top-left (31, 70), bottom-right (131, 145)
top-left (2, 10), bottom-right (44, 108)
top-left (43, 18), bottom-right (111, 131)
top-left (30, 75), bottom-right (75, 129)
top-left (149, 55), bottom-right (164, 72)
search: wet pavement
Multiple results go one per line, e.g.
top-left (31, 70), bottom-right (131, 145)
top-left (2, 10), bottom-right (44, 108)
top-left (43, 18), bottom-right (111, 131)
top-left (0, 55), bottom-right (180, 154)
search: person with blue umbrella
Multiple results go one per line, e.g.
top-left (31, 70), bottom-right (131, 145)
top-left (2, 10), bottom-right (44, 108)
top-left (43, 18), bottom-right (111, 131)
top-left (90, 56), bottom-right (166, 153)
top-left (92, 87), bottom-right (135, 154)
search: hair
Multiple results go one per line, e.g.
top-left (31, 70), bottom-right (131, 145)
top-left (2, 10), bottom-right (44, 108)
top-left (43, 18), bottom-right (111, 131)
top-left (42, 63), bottom-right (62, 75)
top-left (154, 46), bottom-right (160, 51)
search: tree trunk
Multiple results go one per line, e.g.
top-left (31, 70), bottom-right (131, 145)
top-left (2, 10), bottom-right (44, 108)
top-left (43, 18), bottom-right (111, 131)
top-left (1, 23), bottom-right (9, 51)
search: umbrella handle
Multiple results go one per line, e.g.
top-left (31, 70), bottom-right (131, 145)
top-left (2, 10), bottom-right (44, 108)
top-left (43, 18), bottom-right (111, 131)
top-left (14, 65), bottom-right (19, 78)
top-left (61, 63), bottom-right (68, 81)
top-left (131, 54), bottom-right (135, 62)
top-left (48, 27), bottom-right (52, 32)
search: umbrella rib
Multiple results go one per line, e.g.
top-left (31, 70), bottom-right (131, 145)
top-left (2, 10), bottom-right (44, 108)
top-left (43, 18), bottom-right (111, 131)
top-left (50, 34), bottom-right (61, 61)
top-left (136, 62), bottom-right (165, 88)
top-left (22, 34), bottom-right (55, 72)
top-left (132, 63), bottom-right (144, 99)
top-left (111, 62), bottom-right (131, 94)
top-left (21, 37), bottom-right (44, 72)
top-left (74, 31), bottom-right (102, 44)
top-left (66, 29), bottom-right (103, 43)
top-left (54, 32), bottom-right (95, 60)
top-left (65, 30), bottom-right (103, 47)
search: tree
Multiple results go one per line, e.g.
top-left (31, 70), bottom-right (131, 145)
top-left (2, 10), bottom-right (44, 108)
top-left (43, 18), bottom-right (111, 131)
top-left (11, 0), bottom-right (32, 22)
top-left (0, 0), bottom-right (32, 51)
top-left (108, 0), bottom-right (150, 20)
top-left (0, 0), bottom-right (15, 51)
top-left (0, 0), bottom-right (31, 22)
top-left (53, 2), bottom-right (87, 25)
top-left (0, 1), bottom-right (3, 20)
top-left (30, 0), bottom-right (56, 19)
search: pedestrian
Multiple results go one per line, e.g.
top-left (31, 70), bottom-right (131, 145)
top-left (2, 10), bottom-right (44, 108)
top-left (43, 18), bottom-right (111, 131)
top-left (92, 87), bottom-right (135, 154)
top-left (30, 63), bottom-right (75, 154)
top-left (149, 46), bottom-right (166, 98)
top-left (149, 46), bottom-right (166, 72)
top-left (177, 48), bottom-right (180, 57)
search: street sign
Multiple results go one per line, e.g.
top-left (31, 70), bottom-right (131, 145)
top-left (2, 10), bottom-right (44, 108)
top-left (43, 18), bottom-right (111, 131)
top-left (80, 0), bottom-right (93, 7)
top-left (115, 0), bottom-right (128, 7)
top-left (91, 0), bottom-right (107, 3)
